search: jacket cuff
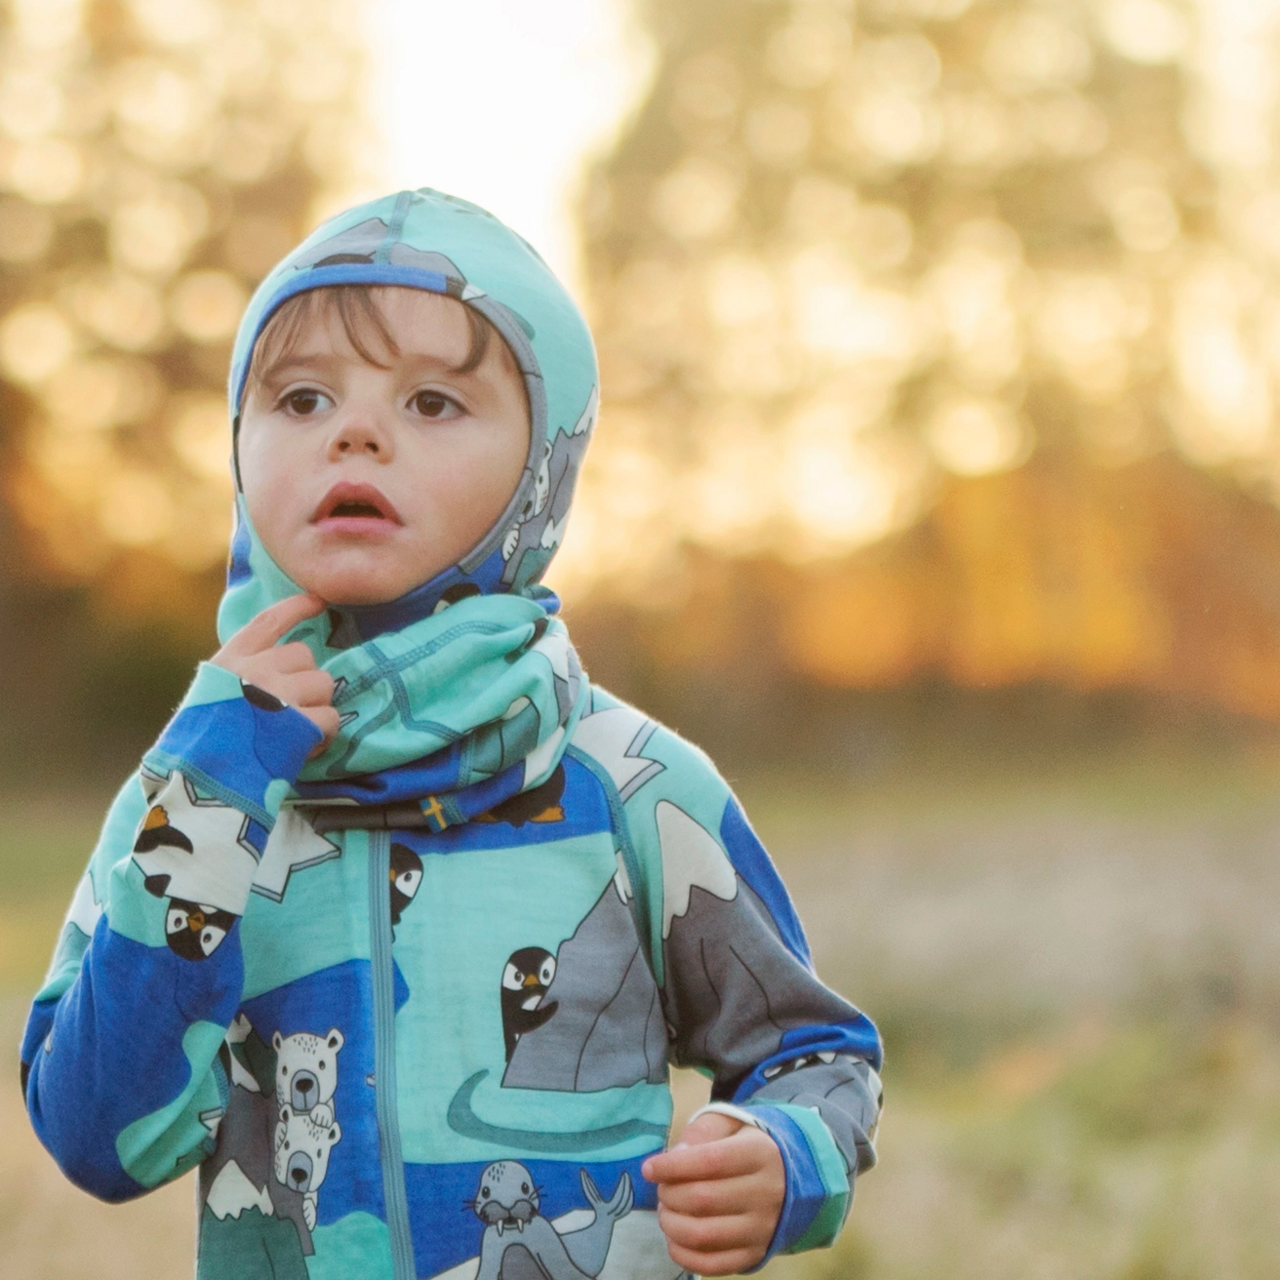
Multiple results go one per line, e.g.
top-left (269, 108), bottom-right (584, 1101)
top-left (732, 1102), bottom-right (853, 1268)
top-left (144, 662), bottom-right (322, 826)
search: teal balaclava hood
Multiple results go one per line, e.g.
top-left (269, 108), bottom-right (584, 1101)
top-left (219, 188), bottom-right (598, 831)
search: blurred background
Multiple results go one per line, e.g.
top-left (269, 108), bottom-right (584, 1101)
top-left (4, 0), bottom-right (1280, 1275)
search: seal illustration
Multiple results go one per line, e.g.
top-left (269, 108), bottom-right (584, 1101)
top-left (472, 1160), bottom-right (633, 1280)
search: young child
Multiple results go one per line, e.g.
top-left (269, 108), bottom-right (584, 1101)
top-left (20, 189), bottom-right (883, 1280)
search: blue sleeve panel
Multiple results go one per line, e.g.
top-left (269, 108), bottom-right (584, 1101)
top-left (145, 662), bottom-right (322, 824)
top-left (19, 665), bottom-right (319, 1202)
top-left (717, 796), bottom-right (813, 967)
top-left (23, 916), bottom-right (243, 1200)
top-left (736, 1104), bottom-right (852, 1268)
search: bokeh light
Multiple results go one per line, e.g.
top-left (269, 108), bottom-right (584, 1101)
top-left (548, 0), bottom-right (1280, 716)
top-left (0, 0), bottom-right (368, 587)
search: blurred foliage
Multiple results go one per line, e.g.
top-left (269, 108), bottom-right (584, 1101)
top-left (0, 0), bottom-right (365, 579)
top-left (565, 0), bottom-right (1280, 721)
top-left (0, 0), bottom-right (366, 771)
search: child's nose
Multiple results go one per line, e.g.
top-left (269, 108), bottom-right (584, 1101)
top-left (329, 411), bottom-right (393, 460)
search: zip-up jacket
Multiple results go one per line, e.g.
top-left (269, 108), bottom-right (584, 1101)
top-left (21, 670), bottom-right (883, 1280)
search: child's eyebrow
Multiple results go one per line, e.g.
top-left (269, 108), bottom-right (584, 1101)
top-left (257, 349), bottom-right (499, 387)
top-left (253, 352), bottom-right (352, 387)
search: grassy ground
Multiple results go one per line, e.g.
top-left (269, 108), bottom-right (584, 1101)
top-left (5, 739), bottom-right (1280, 1277)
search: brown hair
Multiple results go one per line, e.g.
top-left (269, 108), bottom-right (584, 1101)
top-left (240, 284), bottom-right (496, 406)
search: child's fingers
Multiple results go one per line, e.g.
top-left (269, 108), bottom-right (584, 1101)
top-left (656, 1173), bottom-right (757, 1218)
top-left (221, 594), bottom-right (325, 658)
top-left (273, 641), bottom-right (321, 674)
top-left (282, 669), bottom-right (336, 708)
top-left (301, 705), bottom-right (341, 744)
top-left (657, 1205), bottom-right (759, 1254)
top-left (643, 1134), bottom-right (766, 1185)
top-left (662, 1236), bottom-right (763, 1278)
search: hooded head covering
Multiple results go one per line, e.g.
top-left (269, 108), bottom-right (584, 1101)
top-left (220, 189), bottom-right (598, 829)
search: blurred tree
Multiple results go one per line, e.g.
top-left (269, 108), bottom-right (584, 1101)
top-left (0, 0), bottom-right (367, 772)
top-left (568, 0), bottom-right (1280, 721)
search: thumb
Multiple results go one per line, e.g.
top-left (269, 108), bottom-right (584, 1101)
top-left (673, 1110), bottom-right (743, 1149)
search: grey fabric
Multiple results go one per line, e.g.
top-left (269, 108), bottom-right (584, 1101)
top-left (659, 875), bottom-right (880, 1189)
top-left (747, 1057), bottom-right (882, 1175)
top-left (661, 880), bottom-right (859, 1088)
top-left (504, 884), bottom-right (667, 1092)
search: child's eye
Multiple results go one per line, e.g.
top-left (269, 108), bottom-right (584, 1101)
top-left (409, 390), bottom-right (463, 420)
top-left (280, 388), bottom-right (332, 416)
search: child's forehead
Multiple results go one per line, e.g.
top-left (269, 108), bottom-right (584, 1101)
top-left (288, 288), bottom-right (468, 358)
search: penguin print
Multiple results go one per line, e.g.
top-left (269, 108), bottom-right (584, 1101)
top-left (165, 898), bottom-right (237, 961)
top-left (501, 947), bottom-right (559, 1060)
top-left (389, 843), bottom-right (423, 932)
top-left (133, 803), bottom-right (194, 855)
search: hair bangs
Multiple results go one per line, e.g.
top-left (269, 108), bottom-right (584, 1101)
top-left (242, 285), bottom-right (499, 405)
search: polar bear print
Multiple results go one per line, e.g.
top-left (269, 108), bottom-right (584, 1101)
top-left (273, 1028), bottom-right (343, 1127)
top-left (274, 1106), bottom-right (341, 1231)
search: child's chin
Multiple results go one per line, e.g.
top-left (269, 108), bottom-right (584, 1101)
top-left (300, 563), bottom-right (442, 608)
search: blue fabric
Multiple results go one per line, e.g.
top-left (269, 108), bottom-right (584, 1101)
top-left (150, 677), bottom-right (321, 824)
top-left (385, 756), bottom-right (612, 854)
top-left (732, 1018), bottom-right (885, 1102)
top-left (718, 796), bottom-right (812, 966)
top-left (240, 958), bottom-right (406, 1226)
top-left (404, 1156), bottom-right (655, 1279)
top-left (737, 1106), bottom-right (830, 1267)
top-left (24, 915), bottom-right (242, 1201)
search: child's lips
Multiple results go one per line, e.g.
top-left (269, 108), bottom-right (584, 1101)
top-left (311, 481), bottom-right (402, 533)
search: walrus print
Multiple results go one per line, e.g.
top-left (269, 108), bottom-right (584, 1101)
top-left (471, 1161), bottom-right (633, 1280)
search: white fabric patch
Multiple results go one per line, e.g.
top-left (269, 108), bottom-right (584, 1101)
top-left (573, 705), bottom-right (666, 802)
top-left (613, 849), bottom-right (634, 904)
top-left (523, 724), bottom-right (566, 787)
top-left (64, 871), bottom-right (103, 938)
top-left (252, 807), bottom-right (341, 903)
top-left (132, 770), bottom-right (257, 913)
top-left (657, 801), bottom-right (737, 939)
top-left (572, 385), bottom-right (599, 437)
top-left (206, 1160), bottom-right (273, 1221)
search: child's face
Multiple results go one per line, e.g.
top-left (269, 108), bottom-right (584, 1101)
top-left (237, 288), bottom-right (530, 606)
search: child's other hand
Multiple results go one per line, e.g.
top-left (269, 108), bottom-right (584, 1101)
top-left (642, 1111), bottom-right (785, 1276)
top-left (211, 593), bottom-right (338, 754)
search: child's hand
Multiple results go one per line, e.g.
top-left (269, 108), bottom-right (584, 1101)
top-left (211, 593), bottom-right (339, 753)
top-left (642, 1111), bottom-right (785, 1276)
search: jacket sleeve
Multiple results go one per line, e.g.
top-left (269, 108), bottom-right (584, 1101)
top-left (601, 699), bottom-right (882, 1267)
top-left (19, 662), bottom-right (321, 1201)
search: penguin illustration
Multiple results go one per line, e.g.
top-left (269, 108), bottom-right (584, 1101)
top-left (133, 803), bottom-right (194, 854)
top-left (501, 947), bottom-right (559, 1060)
top-left (475, 764), bottom-right (567, 828)
top-left (164, 898), bottom-right (237, 961)
top-left (389, 843), bottom-right (423, 931)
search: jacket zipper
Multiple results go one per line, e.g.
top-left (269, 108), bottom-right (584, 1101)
top-left (369, 828), bottom-right (416, 1280)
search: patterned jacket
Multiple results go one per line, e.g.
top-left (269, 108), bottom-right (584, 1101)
top-left (21, 667), bottom-right (883, 1280)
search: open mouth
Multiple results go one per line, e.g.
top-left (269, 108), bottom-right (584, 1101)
top-left (313, 482), bottom-right (401, 525)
